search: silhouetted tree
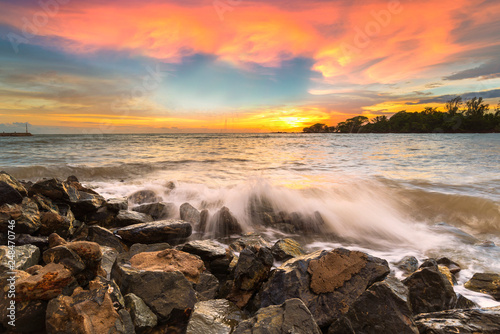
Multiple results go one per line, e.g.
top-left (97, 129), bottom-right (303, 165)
top-left (465, 97), bottom-right (489, 117)
top-left (445, 96), bottom-right (462, 116)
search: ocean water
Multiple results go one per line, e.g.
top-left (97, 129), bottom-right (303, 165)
top-left (2, 133), bottom-right (500, 306)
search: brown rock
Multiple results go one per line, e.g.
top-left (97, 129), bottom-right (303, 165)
top-left (48, 233), bottom-right (67, 248)
top-left (465, 273), bottom-right (500, 300)
top-left (40, 211), bottom-right (72, 237)
top-left (129, 249), bottom-right (204, 283)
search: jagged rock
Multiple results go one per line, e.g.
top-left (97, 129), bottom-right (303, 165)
top-left (455, 293), bottom-right (479, 309)
top-left (48, 233), bottom-right (67, 248)
top-left (112, 210), bottom-right (153, 227)
top-left (128, 190), bottom-right (161, 205)
top-left (329, 276), bottom-right (419, 334)
top-left (128, 243), bottom-right (172, 256)
top-left (0, 244), bottom-right (40, 274)
top-left (199, 209), bottom-right (209, 233)
top-left (213, 206), bottom-right (242, 238)
top-left (415, 307), bottom-right (500, 333)
top-left (180, 203), bottom-right (201, 225)
top-left (271, 238), bottom-right (305, 261)
top-left (230, 234), bottom-right (271, 253)
top-left (100, 246), bottom-right (119, 279)
top-left (0, 181), bottom-right (23, 206)
top-left (181, 240), bottom-right (228, 262)
top-left (32, 193), bottom-right (58, 214)
top-left (0, 171), bottom-right (27, 196)
top-left (234, 298), bottom-right (321, 334)
top-left (114, 219), bottom-right (192, 245)
top-left (43, 245), bottom-right (86, 274)
top-left (15, 262), bottom-right (76, 300)
top-left (86, 206), bottom-right (117, 226)
top-left (87, 225), bottom-right (127, 253)
top-left (125, 293), bottom-right (158, 330)
top-left (0, 197), bottom-right (41, 234)
top-left (39, 211), bottom-right (73, 237)
top-left (419, 258), bottom-right (439, 269)
top-left (437, 257), bottom-right (461, 275)
top-left (465, 273), bottom-right (500, 300)
top-left (259, 248), bottom-right (390, 328)
top-left (132, 202), bottom-right (176, 220)
top-left (16, 234), bottom-right (49, 251)
top-left (187, 299), bottom-right (246, 334)
top-left (438, 265), bottom-right (456, 286)
top-left (228, 247), bottom-right (273, 308)
top-left (395, 255), bottom-right (419, 274)
top-left (46, 280), bottom-right (134, 334)
top-left (403, 266), bottom-right (457, 314)
top-left (195, 272), bottom-right (220, 301)
top-left (107, 197), bottom-right (128, 212)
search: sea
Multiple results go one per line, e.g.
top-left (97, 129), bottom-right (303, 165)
top-left (1, 133), bottom-right (500, 306)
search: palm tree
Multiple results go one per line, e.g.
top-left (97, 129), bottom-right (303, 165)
top-left (465, 97), bottom-right (489, 117)
top-left (445, 96), bottom-right (462, 116)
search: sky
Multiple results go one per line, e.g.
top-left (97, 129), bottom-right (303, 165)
top-left (0, 0), bottom-right (499, 133)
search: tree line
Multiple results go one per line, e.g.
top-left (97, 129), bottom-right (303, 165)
top-left (303, 97), bottom-right (500, 133)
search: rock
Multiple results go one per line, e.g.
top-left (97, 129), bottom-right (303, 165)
top-left (39, 211), bottom-right (72, 237)
top-left (114, 219), bottom-right (192, 245)
top-left (187, 299), bottom-right (246, 334)
top-left (213, 206), bottom-right (243, 238)
top-left (0, 244), bottom-right (40, 274)
top-left (234, 298), bottom-right (321, 334)
top-left (180, 203), bottom-right (201, 225)
top-left (15, 262), bottom-right (76, 300)
top-left (271, 238), bottom-right (305, 261)
top-left (330, 276), bottom-right (419, 334)
top-left (43, 245), bottom-right (86, 274)
top-left (86, 206), bottom-right (117, 227)
top-left (92, 276), bottom-right (127, 310)
top-left (125, 293), bottom-right (158, 330)
top-left (100, 246), bottom-right (119, 279)
top-left (46, 280), bottom-right (134, 334)
top-left (437, 257), bottom-right (461, 275)
top-left (259, 248), bottom-right (390, 328)
top-left (455, 293), bottom-right (479, 309)
top-left (129, 249), bottom-right (205, 283)
top-left (181, 239), bottom-right (228, 262)
top-left (107, 197), bottom-right (128, 212)
top-left (415, 307), bottom-right (500, 333)
top-left (112, 210), bottom-right (153, 227)
top-left (16, 234), bottom-right (49, 251)
top-left (128, 242), bottom-right (172, 256)
top-left (419, 258), bottom-right (439, 269)
top-left (132, 202), bottom-right (176, 220)
top-left (0, 298), bottom-right (47, 333)
top-left (128, 190), bottom-right (161, 205)
top-left (228, 247), bottom-right (273, 308)
top-left (195, 272), bottom-right (219, 301)
top-left (465, 273), bottom-right (500, 300)
top-left (48, 233), bottom-right (67, 248)
top-left (0, 171), bottom-right (27, 196)
top-left (32, 193), bottom-right (58, 214)
top-left (0, 197), bottom-right (41, 234)
top-left (230, 234), bottom-right (271, 253)
top-left (199, 209), bottom-right (209, 233)
top-left (395, 255), bottom-right (419, 274)
top-left (403, 266), bottom-right (457, 314)
top-left (438, 265), bottom-right (456, 286)
top-left (0, 181), bottom-right (23, 206)
top-left (87, 225), bottom-right (127, 253)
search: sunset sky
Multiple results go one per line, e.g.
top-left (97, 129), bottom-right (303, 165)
top-left (0, 0), bottom-right (499, 133)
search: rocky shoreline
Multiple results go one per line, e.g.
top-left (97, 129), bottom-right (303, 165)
top-left (1, 171), bottom-right (500, 333)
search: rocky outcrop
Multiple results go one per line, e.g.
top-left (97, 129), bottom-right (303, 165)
top-left (259, 248), bottom-right (390, 328)
top-left (187, 299), bottom-right (246, 334)
top-left (403, 266), bottom-right (457, 314)
top-left (271, 238), bottom-right (305, 261)
top-left (132, 202), bottom-right (176, 220)
top-left (128, 190), bottom-right (161, 205)
top-left (0, 197), bottom-right (41, 234)
top-left (125, 293), bottom-right (158, 331)
top-left (0, 244), bottom-right (40, 274)
top-left (465, 273), bottom-right (500, 300)
top-left (415, 307), bottom-right (500, 333)
top-left (114, 219), bottom-right (192, 245)
top-left (111, 210), bottom-right (153, 227)
top-left (234, 298), bottom-right (321, 334)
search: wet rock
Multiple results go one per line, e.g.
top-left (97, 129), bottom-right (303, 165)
top-left (415, 307), bottom-right (500, 333)
top-left (100, 246), bottom-right (119, 280)
top-left (16, 234), bottom-right (49, 251)
top-left (465, 273), bottom-right (500, 300)
top-left (438, 265), bottom-right (456, 286)
top-left (395, 255), bottom-right (419, 274)
top-left (30, 178), bottom-right (78, 202)
top-left (0, 181), bottom-right (23, 206)
top-left (180, 203), bottom-right (201, 225)
top-left (46, 280), bottom-right (134, 334)
top-left (403, 266), bottom-right (457, 314)
top-left (43, 245), bottom-right (86, 274)
top-left (181, 239), bottom-right (228, 262)
top-left (455, 293), bottom-right (479, 309)
top-left (207, 252), bottom-right (235, 283)
top-left (419, 258), bottom-right (438, 269)
top-left (15, 262), bottom-right (76, 300)
top-left (39, 211), bottom-right (73, 237)
top-left (230, 234), bottom-right (271, 253)
top-left (114, 219), bottom-right (192, 245)
top-left (32, 193), bottom-right (59, 214)
top-left (125, 293), bottom-right (158, 331)
top-left (187, 299), bottom-right (246, 334)
top-left (87, 225), bottom-right (127, 253)
top-left (198, 209), bottom-right (209, 233)
top-left (213, 206), bottom-right (243, 238)
top-left (330, 276), bottom-right (419, 334)
top-left (0, 197), bottom-right (41, 234)
top-left (107, 197), bottom-right (129, 212)
top-left (234, 298), bottom-right (321, 334)
top-left (0, 244), bottom-right (40, 274)
top-left (112, 210), bottom-right (154, 227)
top-left (132, 202), bottom-right (176, 220)
top-left (271, 238), bottom-right (305, 261)
top-left (259, 248), bottom-right (390, 328)
top-left (0, 171), bottom-right (27, 196)
top-left (86, 206), bottom-right (117, 226)
top-left (437, 257), bottom-right (461, 275)
top-left (195, 272), bottom-right (219, 301)
top-left (128, 190), bottom-right (161, 205)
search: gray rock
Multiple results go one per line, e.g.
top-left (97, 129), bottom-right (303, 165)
top-left (125, 293), bottom-right (158, 330)
top-left (234, 298), bottom-right (321, 334)
top-left (395, 255), bottom-right (419, 274)
top-left (181, 240), bottom-right (228, 261)
top-left (415, 307), bottom-right (500, 333)
top-left (100, 246), bottom-right (119, 280)
top-left (271, 239), bottom-right (305, 261)
top-left (465, 273), bottom-right (500, 301)
top-left (0, 244), bottom-right (40, 274)
top-left (180, 203), bottom-right (201, 225)
top-left (195, 272), bottom-right (220, 301)
top-left (132, 202), bottom-right (176, 220)
top-left (187, 299), bottom-right (246, 334)
top-left (16, 234), bottom-right (49, 251)
top-left (87, 225), bottom-right (127, 253)
top-left (213, 206), bottom-right (242, 238)
top-left (112, 210), bottom-right (153, 228)
top-left (114, 219), bottom-right (192, 245)
top-left (230, 234), bottom-right (271, 253)
top-left (455, 293), bottom-right (479, 309)
top-left (107, 197), bottom-right (128, 212)
top-left (128, 190), bottom-right (161, 205)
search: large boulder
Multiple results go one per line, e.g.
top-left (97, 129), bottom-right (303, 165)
top-left (271, 238), bottom-right (305, 262)
top-left (114, 219), bottom-right (192, 245)
top-left (181, 240), bottom-right (228, 262)
top-left (195, 272), bottom-right (220, 301)
top-left (106, 197), bottom-right (128, 212)
top-left (0, 244), bottom-right (40, 274)
top-left (465, 273), bottom-right (500, 301)
top-left (234, 298), bottom-right (321, 334)
top-left (111, 210), bottom-right (153, 228)
top-left (0, 171), bottom-right (27, 196)
top-left (86, 225), bottom-right (127, 253)
top-left (329, 276), bottom-right (419, 334)
top-left (0, 181), bottom-right (23, 206)
top-left (46, 280), bottom-right (134, 334)
top-left (124, 293), bottom-right (158, 331)
top-left (133, 202), bottom-right (176, 220)
top-left (259, 248), bottom-right (390, 328)
top-left (213, 206), bottom-right (243, 238)
top-left (415, 307), bottom-right (500, 333)
top-left (187, 299), bottom-right (246, 334)
top-left (180, 203), bottom-right (201, 225)
top-left (0, 197), bottom-right (41, 234)
top-left (402, 266), bottom-right (457, 314)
